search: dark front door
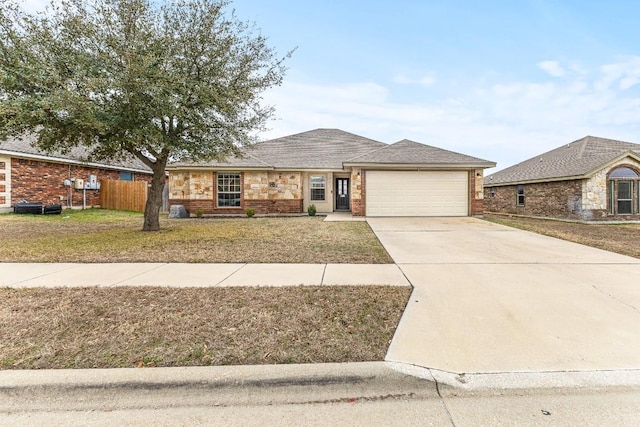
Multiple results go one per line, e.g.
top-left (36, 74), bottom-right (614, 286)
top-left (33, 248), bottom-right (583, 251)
top-left (335, 178), bottom-right (350, 211)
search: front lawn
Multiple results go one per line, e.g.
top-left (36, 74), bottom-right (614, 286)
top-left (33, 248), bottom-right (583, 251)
top-left (0, 209), bottom-right (392, 263)
top-left (484, 214), bottom-right (640, 259)
top-left (0, 286), bottom-right (410, 369)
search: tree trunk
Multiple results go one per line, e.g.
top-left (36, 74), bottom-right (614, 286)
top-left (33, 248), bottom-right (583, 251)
top-left (142, 161), bottom-right (167, 232)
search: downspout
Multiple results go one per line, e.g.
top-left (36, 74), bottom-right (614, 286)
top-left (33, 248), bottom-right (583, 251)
top-left (68, 165), bottom-right (72, 208)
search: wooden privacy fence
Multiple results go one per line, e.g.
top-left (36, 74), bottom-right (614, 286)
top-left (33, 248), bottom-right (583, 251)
top-left (100, 180), bottom-right (148, 213)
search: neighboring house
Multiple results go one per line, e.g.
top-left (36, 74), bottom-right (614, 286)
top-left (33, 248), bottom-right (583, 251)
top-left (0, 135), bottom-right (153, 212)
top-left (167, 128), bottom-right (495, 217)
top-left (484, 136), bottom-right (640, 221)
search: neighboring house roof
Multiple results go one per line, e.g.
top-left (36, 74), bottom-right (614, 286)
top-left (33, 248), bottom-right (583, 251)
top-left (485, 136), bottom-right (640, 186)
top-left (169, 129), bottom-right (495, 170)
top-left (0, 135), bottom-right (152, 173)
top-left (344, 139), bottom-right (495, 168)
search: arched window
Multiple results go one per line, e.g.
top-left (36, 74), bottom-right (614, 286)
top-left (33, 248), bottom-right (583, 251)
top-left (608, 166), bottom-right (640, 215)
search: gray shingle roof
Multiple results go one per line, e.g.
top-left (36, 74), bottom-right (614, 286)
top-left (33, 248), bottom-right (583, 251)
top-left (169, 130), bottom-right (495, 170)
top-left (485, 136), bottom-right (640, 186)
top-left (0, 135), bottom-right (152, 173)
top-left (345, 139), bottom-right (495, 167)
top-left (170, 129), bottom-right (387, 169)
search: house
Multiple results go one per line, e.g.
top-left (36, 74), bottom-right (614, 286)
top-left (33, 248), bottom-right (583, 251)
top-left (484, 136), bottom-right (640, 221)
top-left (0, 135), bottom-right (153, 212)
top-left (167, 128), bottom-right (495, 217)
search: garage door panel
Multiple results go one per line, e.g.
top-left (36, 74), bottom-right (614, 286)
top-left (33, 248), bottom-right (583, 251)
top-left (366, 171), bottom-right (468, 217)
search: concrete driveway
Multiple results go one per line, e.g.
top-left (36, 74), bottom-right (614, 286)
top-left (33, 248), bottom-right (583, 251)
top-left (367, 217), bottom-right (640, 376)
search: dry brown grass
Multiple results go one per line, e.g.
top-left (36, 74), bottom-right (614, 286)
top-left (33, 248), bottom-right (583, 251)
top-left (0, 286), bottom-right (411, 369)
top-left (0, 210), bottom-right (391, 263)
top-left (485, 214), bottom-right (640, 259)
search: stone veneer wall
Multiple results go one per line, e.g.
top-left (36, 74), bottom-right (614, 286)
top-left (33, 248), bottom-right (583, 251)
top-left (351, 168), bottom-right (365, 216)
top-left (9, 157), bottom-right (151, 207)
top-left (169, 170), bottom-right (303, 215)
top-left (470, 169), bottom-right (484, 216)
top-left (582, 157), bottom-right (640, 220)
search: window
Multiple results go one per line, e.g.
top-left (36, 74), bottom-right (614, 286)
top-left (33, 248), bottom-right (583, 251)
top-left (516, 185), bottom-right (525, 206)
top-left (217, 173), bottom-right (241, 207)
top-left (310, 175), bottom-right (326, 201)
top-left (608, 166), bottom-right (639, 215)
top-left (488, 187), bottom-right (496, 198)
top-left (120, 171), bottom-right (133, 181)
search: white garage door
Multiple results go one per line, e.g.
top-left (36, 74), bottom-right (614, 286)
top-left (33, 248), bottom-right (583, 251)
top-left (366, 171), bottom-right (469, 216)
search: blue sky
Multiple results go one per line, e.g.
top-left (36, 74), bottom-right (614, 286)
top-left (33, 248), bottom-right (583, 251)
top-left (23, 0), bottom-right (640, 172)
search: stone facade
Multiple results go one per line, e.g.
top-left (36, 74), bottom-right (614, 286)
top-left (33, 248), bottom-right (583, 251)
top-left (485, 156), bottom-right (640, 221)
top-left (5, 157), bottom-right (151, 208)
top-left (169, 170), bottom-right (303, 215)
top-left (169, 167), bottom-right (487, 217)
top-left (470, 168), bottom-right (484, 216)
top-left (351, 168), bottom-right (365, 216)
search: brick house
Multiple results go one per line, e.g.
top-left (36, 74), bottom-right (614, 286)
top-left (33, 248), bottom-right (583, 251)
top-left (0, 135), bottom-right (153, 212)
top-left (484, 136), bottom-right (640, 221)
top-left (167, 129), bottom-right (495, 217)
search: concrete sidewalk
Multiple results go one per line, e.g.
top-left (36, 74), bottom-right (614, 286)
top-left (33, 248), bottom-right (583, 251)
top-left (0, 262), bottom-right (410, 288)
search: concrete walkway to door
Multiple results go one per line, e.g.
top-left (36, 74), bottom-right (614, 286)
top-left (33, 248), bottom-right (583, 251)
top-left (367, 217), bottom-right (640, 387)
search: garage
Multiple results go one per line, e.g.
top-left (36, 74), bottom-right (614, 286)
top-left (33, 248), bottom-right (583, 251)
top-left (365, 170), bottom-right (469, 216)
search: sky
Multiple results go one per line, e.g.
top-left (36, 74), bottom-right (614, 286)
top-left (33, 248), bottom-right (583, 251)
top-left (22, 0), bottom-right (640, 173)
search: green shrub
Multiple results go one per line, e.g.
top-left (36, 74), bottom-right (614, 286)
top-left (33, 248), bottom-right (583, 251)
top-left (307, 204), bottom-right (316, 216)
top-left (195, 209), bottom-right (204, 218)
top-left (246, 208), bottom-right (256, 218)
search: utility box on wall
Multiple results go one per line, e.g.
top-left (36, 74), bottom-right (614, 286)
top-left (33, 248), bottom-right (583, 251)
top-left (74, 178), bottom-right (84, 189)
top-left (85, 174), bottom-right (100, 190)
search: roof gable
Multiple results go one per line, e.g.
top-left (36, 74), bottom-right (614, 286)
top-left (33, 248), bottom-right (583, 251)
top-left (485, 136), bottom-right (640, 186)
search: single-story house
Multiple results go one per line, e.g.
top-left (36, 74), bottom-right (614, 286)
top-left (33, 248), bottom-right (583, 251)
top-left (484, 135), bottom-right (640, 221)
top-left (167, 128), bottom-right (495, 217)
top-left (0, 135), bottom-right (153, 212)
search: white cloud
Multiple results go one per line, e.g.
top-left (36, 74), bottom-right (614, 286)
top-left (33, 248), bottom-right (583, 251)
top-left (393, 73), bottom-right (437, 87)
top-left (596, 57), bottom-right (640, 91)
top-left (262, 57), bottom-right (640, 173)
top-left (538, 60), bottom-right (566, 77)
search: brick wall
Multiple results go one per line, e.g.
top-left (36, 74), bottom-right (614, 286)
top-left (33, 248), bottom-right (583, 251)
top-left (484, 180), bottom-right (589, 220)
top-left (10, 157), bottom-right (151, 207)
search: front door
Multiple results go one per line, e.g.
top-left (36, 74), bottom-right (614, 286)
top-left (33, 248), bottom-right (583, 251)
top-left (335, 178), bottom-right (350, 211)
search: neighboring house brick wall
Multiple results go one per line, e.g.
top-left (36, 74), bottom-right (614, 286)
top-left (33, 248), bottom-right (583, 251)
top-left (10, 157), bottom-right (151, 208)
top-left (485, 180), bottom-right (585, 219)
top-left (486, 156), bottom-right (640, 221)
